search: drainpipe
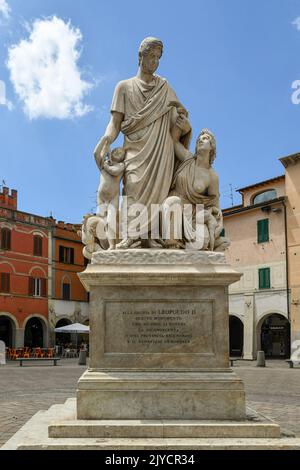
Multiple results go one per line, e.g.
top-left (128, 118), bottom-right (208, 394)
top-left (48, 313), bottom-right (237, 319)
top-left (282, 199), bottom-right (290, 320)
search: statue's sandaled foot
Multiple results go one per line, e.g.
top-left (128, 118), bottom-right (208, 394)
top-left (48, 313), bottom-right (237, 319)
top-left (147, 239), bottom-right (164, 249)
top-left (115, 238), bottom-right (141, 249)
top-left (164, 239), bottom-right (184, 249)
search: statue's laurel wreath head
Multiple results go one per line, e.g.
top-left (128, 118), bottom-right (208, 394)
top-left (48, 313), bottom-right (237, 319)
top-left (138, 37), bottom-right (163, 65)
top-left (195, 128), bottom-right (217, 165)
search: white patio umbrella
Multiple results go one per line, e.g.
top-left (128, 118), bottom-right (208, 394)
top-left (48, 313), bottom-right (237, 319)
top-left (54, 322), bottom-right (89, 350)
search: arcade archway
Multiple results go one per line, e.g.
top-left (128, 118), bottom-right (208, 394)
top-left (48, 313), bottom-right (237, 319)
top-left (229, 316), bottom-right (244, 357)
top-left (260, 314), bottom-right (290, 358)
top-left (0, 315), bottom-right (16, 347)
top-left (55, 318), bottom-right (72, 346)
top-left (24, 317), bottom-right (45, 348)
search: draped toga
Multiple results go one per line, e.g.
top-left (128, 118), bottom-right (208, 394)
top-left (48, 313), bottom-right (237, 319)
top-left (111, 76), bottom-right (191, 219)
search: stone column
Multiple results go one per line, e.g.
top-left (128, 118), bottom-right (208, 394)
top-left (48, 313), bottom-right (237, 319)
top-left (15, 328), bottom-right (24, 348)
top-left (243, 294), bottom-right (255, 360)
top-left (43, 326), bottom-right (50, 348)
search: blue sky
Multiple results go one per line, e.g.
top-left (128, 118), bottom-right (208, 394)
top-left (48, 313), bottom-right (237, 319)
top-left (0, 0), bottom-right (300, 221)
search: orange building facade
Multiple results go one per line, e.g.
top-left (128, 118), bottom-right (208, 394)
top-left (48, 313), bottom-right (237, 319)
top-left (49, 220), bottom-right (89, 343)
top-left (0, 187), bottom-right (53, 348)
top-left (0, 187), bottom-right (89, 349)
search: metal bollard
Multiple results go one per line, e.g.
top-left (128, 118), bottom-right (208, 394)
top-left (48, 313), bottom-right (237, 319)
top-left (256, 350), bottom-right (265, 367)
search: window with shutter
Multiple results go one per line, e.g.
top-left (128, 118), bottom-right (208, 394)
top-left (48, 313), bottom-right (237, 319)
top-left (28, 277), bottom-right (35, 296)
top-left (257, 219), bottom-right (269, 243)
top-left (259, 267), bottom-right (271, 289)
top-left (62, 283), bottom-right (70, 300)
top-left (33, 235), bottom-right (43, 256)
top-left (0, 273), bottom-right (10, 293)
top-left (34, 278), bottom-right (41, 296)
top-left (41, 278), bottom-right (47, 297)
top-left (59, 245), bottom-right (64, 262)
top-left (1, 228), bottom-right (11, 250)
top-left (59, 246), bottom-right (75, 264)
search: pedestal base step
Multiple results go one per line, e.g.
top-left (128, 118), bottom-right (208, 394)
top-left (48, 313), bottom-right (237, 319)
top-left (3, 398), bottom-right (300, 450)
top-left (49, 419), bottom-right (280, 439)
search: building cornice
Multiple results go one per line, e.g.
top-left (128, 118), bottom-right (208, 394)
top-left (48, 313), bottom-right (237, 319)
top-left (236, 175), bottom-right (285, 194)
top-left (279, 152), bottom-right (300, 168)
top-left (223, 196), bottom-right (285, 217)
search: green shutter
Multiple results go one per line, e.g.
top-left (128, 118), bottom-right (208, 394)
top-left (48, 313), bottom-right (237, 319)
top-left (257, 219), bottom-right (269, 243)
top-left (259, 267), bottom-right (270, 289)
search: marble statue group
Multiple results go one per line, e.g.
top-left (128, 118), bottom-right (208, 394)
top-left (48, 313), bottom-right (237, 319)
top-left (81, 37), bottom-right (229, 258)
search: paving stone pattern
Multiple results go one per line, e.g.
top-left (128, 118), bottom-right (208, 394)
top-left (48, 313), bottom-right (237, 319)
top-left (0, 359), bottom-right (300, 447)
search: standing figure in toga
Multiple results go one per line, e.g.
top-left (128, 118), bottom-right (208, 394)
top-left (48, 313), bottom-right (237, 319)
top-left (94, 37), bottom-right (191, 248)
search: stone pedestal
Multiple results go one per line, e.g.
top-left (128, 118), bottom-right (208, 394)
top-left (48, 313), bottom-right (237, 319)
top-left (77, 250), bottom-right (245, 421)
top-left (7, 249), bottom-right (299, 449)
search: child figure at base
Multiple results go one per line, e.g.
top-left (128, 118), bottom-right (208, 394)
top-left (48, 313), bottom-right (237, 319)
top-left (97, 147), bottom-right (125, 249)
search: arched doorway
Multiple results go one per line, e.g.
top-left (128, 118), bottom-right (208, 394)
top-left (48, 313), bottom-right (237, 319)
top-left (260, 314), bottom-right (290, 358)
top-left (0, 315), bottom-right (15, 347)
top-left (55, 319), bottom-right (72, 347)
top-left (229, 316), bottom-right (244, 357)
top-left (24, 317), bottom-right (44, 347)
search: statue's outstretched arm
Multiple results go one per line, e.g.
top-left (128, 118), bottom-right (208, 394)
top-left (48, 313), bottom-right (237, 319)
top-left (171, 124), bottom-right (192, 162)
top-left (93, 111), bottom-right (124, 169)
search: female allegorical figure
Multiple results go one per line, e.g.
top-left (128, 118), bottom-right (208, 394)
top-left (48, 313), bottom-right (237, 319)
top-left (163, 123), bottom-right (229, 251)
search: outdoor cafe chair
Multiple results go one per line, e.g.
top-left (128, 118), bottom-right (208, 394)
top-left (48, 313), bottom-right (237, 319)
top-left (23, 347), bottom-right (30, 358)
top-left (10, 348), bottom-right (20, 360)
top-left (34, 348), bottom-right (45, 358)
top-left (47, 348), bottom-right (55, 358)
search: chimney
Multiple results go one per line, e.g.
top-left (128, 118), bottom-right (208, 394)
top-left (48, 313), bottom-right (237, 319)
top-left (0, 187), bottom-right (18, 210)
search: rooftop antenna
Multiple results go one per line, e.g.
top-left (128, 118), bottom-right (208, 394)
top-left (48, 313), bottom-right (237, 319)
top-left (229, 183), bottom-right (234, 207)
top-left (0, 179), bottom-right (6, 192)
top-left (221, 183), bottom-right (235, 207)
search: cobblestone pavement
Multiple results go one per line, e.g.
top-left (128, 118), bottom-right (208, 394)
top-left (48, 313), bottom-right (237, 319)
top-left (0, 359), bottom-right (300, 447)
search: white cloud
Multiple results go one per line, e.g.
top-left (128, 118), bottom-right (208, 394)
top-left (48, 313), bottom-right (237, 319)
top-left (0, 0), bottom-right (10, 19)
top-left (7, 16), bottom-right (93, 119)
top-left (0, 80), bottom-right (13, 110)
top-left (292, 17), bottom-right (300, 30)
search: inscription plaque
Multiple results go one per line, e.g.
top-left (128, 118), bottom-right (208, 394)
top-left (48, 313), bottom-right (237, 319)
top-left (105, 300), bottom-right (213, 354)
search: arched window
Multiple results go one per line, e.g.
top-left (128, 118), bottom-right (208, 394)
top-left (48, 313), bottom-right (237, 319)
top-left (33, 235), bottom-right (43, 256)
top-left (0, 228), bottom-right (11, 250)
top-left (253, 189), bottom-right (277, 205)
top-left (28, 277), bottom-right (47, 297)
top-left (62, 281), bottom-right (71, 300)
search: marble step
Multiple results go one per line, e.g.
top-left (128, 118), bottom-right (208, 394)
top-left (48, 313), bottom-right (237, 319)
top-left (49, 419), bottom-right (281, 439)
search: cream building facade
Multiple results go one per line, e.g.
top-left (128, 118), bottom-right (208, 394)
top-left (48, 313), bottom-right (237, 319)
top-left (224, 175), bottom-right (290, 360)
top-left (280, 153), bottom-right (300, 347)
top-left (224, 152), bottom-right (300, 359)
